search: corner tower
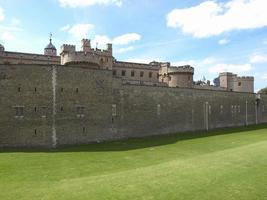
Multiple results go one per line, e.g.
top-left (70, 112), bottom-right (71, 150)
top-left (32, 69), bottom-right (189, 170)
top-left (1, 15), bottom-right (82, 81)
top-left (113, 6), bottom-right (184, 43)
top-left (44, 33), bottom-right (57, 56)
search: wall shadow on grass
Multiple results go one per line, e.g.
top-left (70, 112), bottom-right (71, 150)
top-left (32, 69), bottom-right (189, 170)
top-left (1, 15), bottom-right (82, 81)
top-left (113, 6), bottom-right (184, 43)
top-left (1, 124), bottom-right (267, 153)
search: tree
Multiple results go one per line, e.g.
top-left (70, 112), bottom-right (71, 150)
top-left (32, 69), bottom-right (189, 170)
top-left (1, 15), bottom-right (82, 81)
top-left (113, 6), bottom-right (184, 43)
top-left (258, 87), bottom-right (267, 94)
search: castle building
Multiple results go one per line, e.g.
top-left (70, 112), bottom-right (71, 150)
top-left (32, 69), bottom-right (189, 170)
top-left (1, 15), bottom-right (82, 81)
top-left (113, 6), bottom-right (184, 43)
top-left (0, 38), bottom-right (262, 148)
top-left (0, 38), bottom-right (254, 92)
top-left (219, 72), bottom-right (254, 93)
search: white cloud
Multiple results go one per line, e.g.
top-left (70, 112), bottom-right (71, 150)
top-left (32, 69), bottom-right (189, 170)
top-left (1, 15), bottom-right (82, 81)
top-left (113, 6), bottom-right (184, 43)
top-left (0, 6), bottom-right (4, 21)
top-left (250, 53), bottom-right (267, 63)
top-left (91, 33), bottom-right (141, 48)
top-left (61, 23), bottom-right (94, 38)
top-left (58, 0), bottom-right (122, 8)
top-left (208, 63), bottom-right (252, 74)
top-left (60, 24), bottom-right (71, 31)
top-left (116, 46), bottom-right (134, 54)
top-left (92, 35), bottom-right (111, 48)
top-left (219, 38), bottom-right (230, 45)
top-left (167, 0), bottom-right (267, 38)
top-left (1, 31), bottom-right (16, 41)
top-left (113, 33), bottom-right (141, 45)
top-left (10, 18), bottom-right (21, 26)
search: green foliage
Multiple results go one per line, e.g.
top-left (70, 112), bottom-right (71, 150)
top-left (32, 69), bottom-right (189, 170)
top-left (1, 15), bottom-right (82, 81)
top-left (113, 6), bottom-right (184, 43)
top-left (1, 125), bottom-right (267, 200)
top-left (258, 87), bottom-right (267, 94)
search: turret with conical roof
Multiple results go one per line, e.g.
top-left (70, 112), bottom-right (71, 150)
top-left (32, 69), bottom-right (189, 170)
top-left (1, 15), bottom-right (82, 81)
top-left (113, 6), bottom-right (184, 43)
top-left (44, 33), bottom-right (57, 56)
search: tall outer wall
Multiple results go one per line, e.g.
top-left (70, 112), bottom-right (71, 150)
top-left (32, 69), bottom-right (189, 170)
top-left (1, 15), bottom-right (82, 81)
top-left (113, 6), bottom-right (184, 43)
top-left (0, 64), bottom-right (266, 148)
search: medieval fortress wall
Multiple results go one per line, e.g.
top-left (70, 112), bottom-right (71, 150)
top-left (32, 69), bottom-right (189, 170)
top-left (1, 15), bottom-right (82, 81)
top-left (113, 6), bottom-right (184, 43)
top-left (0, 39), bottom-right (264, 148)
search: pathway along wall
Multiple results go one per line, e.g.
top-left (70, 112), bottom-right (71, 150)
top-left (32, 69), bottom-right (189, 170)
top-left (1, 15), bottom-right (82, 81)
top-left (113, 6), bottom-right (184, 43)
top-left (0, 64), bottom-right (266, 148)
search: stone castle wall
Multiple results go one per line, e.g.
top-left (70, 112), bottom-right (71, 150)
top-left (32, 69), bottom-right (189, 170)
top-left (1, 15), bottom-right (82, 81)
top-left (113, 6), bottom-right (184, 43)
top-left (0, 64), bottom-right (266, 148)
top-left (0, 51), bottom-right (60, 65)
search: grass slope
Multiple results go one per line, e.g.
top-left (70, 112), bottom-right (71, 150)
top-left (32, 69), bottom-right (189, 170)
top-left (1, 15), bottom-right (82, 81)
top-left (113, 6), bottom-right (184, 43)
top-left (1, 125), bottom-right (267, 200)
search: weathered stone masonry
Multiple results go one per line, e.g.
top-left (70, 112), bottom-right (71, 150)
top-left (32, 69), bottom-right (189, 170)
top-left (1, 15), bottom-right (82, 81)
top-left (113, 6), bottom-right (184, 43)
top-left (0, 64), bottom-right (266, 148)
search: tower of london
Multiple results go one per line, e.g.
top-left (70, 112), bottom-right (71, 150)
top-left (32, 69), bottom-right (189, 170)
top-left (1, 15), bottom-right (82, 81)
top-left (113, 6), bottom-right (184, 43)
top-left (0, 38), bottom-right (265, 148)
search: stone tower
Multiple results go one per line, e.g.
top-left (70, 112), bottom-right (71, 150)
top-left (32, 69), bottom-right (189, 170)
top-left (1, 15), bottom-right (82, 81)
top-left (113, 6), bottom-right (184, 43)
top-left (44, 34), bottom-right (57, 56)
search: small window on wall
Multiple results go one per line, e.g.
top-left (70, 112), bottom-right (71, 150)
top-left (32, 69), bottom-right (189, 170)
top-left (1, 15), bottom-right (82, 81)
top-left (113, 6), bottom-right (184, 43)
top-left (188, 76), bottom-right (191, 81)
top-left (157, 104), bottom-right (161, 116)
top-left (113, 70), bottom-right (117, 76)
top-left (14, 106), bottom-right (24, 118)
top-left (238, 82), bottom-right (242, 86)
top-left (122, 70), bottom-right (126, 76)
top-left (140, 71), bottom-right (144, 77)
top-left (76, 106), bottom-right (85, 118)
top-left (149, 72), bottom-right (153, 78)
top-left (220, 105), bottom-right (223, 114)
top-left (112, 104), bottom-right (117, 117)
top-left (131, 70), bottom-right (135, 77)
top-left (41, 106), bottom-right (47, 118)
top-left (18, 87), bottom-right (21, 92)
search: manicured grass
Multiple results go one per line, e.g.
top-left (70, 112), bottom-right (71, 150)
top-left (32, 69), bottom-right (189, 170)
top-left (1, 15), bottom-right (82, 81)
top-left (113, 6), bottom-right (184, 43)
top-left (1, 125), bottom-right (267, 200)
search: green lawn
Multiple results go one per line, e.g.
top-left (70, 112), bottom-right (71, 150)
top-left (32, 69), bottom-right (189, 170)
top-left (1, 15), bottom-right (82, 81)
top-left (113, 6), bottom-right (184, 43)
top-left (1, 125), bottom-right (267, 200)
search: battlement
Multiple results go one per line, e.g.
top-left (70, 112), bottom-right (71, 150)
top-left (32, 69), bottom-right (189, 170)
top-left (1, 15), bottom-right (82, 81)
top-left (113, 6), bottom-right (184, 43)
top-left (168, 65), bottom-right (194, 74)
top-left (236, 76), bottom-right (254, 81)
top-left (61, 44), bottom-right (76, 53)
top-left (113, 61), bottom-right (160, 70)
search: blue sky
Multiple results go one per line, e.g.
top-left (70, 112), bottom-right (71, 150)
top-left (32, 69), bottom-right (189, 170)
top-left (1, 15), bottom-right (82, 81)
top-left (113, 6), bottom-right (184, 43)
top-left (0, 0), bottom-right (267, 91)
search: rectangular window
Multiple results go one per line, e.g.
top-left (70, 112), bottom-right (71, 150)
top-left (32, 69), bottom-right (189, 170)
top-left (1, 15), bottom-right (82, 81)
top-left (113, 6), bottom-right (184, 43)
top-left (122, 70), bottom-right (126, 76)
top-left (131, 70), bottom-right (135, 77)
top-left (112, 104), bottom-right (117, 117)
top-left (157, 104), bottom-right (161, 116)
top-left (140, 71), bottom-right (144, 77)
top-left (238, 82), bottom-right (241, 86)
top-left (14, 106), bottom-right (24, 118)
top-left (76, 106), bottom-right (85, 118)
top-left (41, 106), bottom-right (47, 118)
top-left (220, 105), bottom-right (223, 114)
top-left (149, 72), bottom-right (153, 78)
top-left (113, 70), bottom-right (116, 76)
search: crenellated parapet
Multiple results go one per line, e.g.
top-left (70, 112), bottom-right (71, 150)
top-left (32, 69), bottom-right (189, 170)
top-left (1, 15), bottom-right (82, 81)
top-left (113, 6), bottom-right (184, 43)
top-left (168, 65), bottom-right (194, 74)
top-left (236, 76), bottom-right (254, 81)
top-left (61, 44), bottom-right (76, 53)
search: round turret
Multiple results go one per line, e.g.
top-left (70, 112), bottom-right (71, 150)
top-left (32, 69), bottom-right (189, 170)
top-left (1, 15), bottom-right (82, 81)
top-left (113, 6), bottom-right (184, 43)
top-left (161, 65), bottom-right (194, 88)
top-left (44, 34), bottom-right (57, 56)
